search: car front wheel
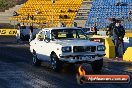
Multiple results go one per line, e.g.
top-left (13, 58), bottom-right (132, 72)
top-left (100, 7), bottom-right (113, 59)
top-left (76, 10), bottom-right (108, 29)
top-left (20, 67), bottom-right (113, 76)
top-left (51, 53), bottom-right (62, 72)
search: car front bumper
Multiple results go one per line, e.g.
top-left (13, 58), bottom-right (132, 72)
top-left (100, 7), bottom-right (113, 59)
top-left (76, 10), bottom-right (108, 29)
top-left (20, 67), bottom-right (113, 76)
top-left (59, 54), bottom-right (105, 63)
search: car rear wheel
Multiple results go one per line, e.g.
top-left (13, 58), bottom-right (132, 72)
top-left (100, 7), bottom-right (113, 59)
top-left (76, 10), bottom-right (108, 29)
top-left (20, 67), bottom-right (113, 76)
top-left (51, 53), bottom-right (61, 72)
top-left (32, 50), bottom-right (41, 66)
top-left (91, 59), bottom-right (103, 74)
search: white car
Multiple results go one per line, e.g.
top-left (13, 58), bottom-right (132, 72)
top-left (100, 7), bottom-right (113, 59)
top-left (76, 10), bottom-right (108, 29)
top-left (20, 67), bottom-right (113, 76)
top-left (30, 27), bottom-right (105, 72)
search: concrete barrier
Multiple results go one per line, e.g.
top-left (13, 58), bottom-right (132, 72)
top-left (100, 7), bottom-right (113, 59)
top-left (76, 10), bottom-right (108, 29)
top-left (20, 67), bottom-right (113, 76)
top-left (105, 38), bottom-right (115, 58)
top-left (123, 47), bottom-right (132, 62)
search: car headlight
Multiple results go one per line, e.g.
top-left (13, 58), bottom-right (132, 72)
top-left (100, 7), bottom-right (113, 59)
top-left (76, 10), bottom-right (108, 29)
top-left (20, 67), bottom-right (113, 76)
top-left (97, 45), bottom-right (105, 51)
top-left (61, 46), bottom-right (71, 52)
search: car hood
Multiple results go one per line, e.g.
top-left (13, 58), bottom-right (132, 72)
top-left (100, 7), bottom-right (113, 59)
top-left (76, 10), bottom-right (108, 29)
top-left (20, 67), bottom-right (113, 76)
top-left (52, 39), bottom-right (103, 46)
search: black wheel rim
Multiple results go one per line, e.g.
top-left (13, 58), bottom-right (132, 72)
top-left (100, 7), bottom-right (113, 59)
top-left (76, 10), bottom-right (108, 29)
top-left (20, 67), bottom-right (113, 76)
top-left (33, 54), bottom-right (37, 64)
top-left (51, 57), bottom-right (57, 70)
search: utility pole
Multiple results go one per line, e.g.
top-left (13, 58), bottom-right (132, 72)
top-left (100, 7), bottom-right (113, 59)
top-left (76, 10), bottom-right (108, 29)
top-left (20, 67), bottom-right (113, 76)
top-left (51, 0), bottom-right (55, 27)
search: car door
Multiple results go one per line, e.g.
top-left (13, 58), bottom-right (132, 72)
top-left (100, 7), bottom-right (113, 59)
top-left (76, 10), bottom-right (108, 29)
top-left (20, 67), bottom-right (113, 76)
top-left (35, 31), bottom-right (45, 60)
top-left (39, 30), bottom-right (51, 62)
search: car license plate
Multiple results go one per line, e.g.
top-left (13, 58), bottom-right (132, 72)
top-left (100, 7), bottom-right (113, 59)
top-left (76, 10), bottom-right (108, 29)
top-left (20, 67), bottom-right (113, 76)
top-left (80, 56), bottom-right (93, 60)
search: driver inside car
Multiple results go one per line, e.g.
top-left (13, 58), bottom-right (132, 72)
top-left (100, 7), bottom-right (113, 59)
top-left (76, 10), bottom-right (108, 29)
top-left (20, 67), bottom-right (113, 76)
top-left (52, 30), bottom-right (58, 39)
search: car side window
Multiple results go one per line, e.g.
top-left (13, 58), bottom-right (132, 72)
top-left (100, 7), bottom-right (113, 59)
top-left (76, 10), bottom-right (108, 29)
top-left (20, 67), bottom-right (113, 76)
top-left (37, 31), bottom-right (44, 41)
top-left (45, 31), bottom-right (50, 39)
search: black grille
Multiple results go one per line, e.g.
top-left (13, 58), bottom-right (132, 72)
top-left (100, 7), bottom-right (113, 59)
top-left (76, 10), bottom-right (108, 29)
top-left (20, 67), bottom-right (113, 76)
top-left (73, 46), bottom-right (96, 52)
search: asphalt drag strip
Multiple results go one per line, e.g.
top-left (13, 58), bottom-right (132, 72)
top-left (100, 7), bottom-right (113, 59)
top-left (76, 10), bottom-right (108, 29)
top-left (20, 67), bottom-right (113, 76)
top-left (0, 36), bottom-right (132, 88)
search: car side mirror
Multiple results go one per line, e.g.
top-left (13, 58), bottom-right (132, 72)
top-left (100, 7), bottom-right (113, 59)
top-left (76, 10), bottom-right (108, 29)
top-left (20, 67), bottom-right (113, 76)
top-left (44, 38), bottom-right (50, 43)
top-left (43, 32), bottom-right (51, 43)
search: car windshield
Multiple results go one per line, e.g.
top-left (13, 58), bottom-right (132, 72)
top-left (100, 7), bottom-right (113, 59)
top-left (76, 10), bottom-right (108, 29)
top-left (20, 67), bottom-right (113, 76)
top-left (51, 28), bottom-right (88, 40)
